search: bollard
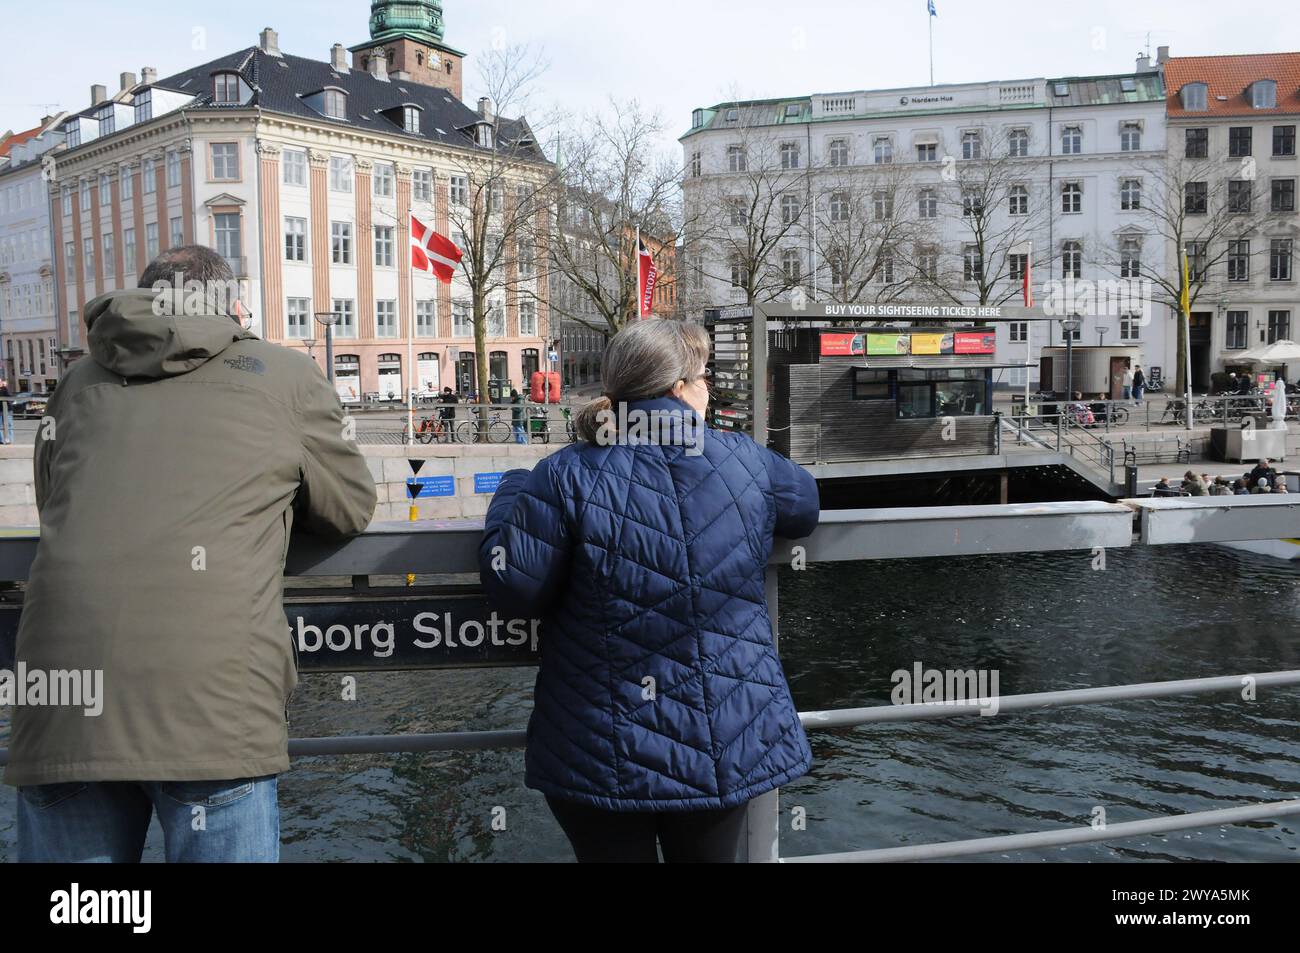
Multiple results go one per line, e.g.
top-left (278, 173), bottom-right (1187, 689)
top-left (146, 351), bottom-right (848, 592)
top-left (1125, 464), bottom-right (1138, 498)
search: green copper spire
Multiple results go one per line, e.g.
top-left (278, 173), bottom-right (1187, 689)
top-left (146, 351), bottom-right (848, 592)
top-left (368, 0), bottom-right (445, 46)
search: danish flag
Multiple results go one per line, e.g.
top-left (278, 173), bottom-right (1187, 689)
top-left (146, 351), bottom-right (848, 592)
top-left (411, 214), bottom-right (462, 284)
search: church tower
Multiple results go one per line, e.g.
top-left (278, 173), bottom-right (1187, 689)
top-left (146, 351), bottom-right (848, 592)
top-left (349, 0), bottom-right (466, 100)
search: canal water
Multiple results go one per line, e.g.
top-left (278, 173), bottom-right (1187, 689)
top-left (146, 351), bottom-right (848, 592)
top-left (1, 544), bottom-right (1296, 862)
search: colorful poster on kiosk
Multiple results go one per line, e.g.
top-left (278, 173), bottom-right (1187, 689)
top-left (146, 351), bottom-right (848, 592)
top-left (911, 333), bottom-right (955, 355)
top-left (867, 333), bottom-right (910, 355)
top-left (819, 333), bottom-right (865, 356)
top-left (953, 331), bottom-right (997, 354)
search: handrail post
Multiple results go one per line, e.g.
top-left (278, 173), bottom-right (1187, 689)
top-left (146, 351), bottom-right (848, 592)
top-left (745, 564), bottom-right (782, 863)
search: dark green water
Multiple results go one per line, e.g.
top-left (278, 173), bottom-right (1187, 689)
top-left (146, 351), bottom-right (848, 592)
top-left (2, 544), bottom-right (1297, 862)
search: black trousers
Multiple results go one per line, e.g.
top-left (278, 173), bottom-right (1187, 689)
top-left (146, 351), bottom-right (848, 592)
top-left (545, 794), bottom-right (749, 863)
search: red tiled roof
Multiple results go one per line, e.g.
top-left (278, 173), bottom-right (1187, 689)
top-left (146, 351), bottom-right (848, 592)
top-left (0, 125), bottom-right (42, 158)
top-left (1165, 52), bottom-right (1300, 117)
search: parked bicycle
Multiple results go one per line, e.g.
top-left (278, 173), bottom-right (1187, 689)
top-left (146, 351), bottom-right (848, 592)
top-left (454, 409), bottom-right (513, 444)
top-left (401, 412), bottom-right (455, 444)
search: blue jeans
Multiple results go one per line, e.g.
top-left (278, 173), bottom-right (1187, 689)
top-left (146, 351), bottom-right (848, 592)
top-left (1133, 386), bottom-right (1144, 404)
top-left (16, 776), bottom-right (279, 863)
top-left (513, 424), bottom-right (527, 444)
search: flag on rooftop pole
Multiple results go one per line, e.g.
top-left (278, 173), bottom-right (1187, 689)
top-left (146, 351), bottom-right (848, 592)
top-left (927, 1), bottom-right (937, 86)
top-left (928, 0), bottom-right (937, 14)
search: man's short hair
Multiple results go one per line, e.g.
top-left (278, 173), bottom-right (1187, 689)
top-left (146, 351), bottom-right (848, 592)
top-left (140, 245), bottom-right (235, 289)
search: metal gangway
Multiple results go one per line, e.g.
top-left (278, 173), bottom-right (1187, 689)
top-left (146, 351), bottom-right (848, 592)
top-left (1, 495), bottom-right (1298, 862)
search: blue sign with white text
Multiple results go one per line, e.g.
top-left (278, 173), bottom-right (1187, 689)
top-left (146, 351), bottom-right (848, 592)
top-left (408, 476), bottom-right (455, 498)
top-left (474, 472), bottom-right (505, 494)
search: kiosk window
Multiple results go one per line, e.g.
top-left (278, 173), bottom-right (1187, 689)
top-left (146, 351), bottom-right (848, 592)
top-left (895, 368), bottom-right (986, 419)
top-left (852, 368), bottom-right (891, 400)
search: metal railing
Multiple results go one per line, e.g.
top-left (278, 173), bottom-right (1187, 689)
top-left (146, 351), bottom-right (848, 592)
top-left (2, 495), bottom-right (1299, 862)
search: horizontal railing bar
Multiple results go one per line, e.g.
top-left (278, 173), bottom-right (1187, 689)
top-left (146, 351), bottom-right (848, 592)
top-left (7, 670), bottom-right (1291, 767)
top-left (2, 495), bottom-right (1298, 581)
top-left (798, 669), bottom-right (1300, 727)
top-left (781, 798), bottom-right (1300, 863)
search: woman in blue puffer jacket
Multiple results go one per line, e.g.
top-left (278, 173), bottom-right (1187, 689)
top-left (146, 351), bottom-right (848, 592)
top-left (479, 318), bottom-right (819, 862)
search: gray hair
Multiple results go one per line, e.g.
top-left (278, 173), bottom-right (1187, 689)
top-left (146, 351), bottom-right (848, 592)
top-left (575, 318), bottom-right (710, 443)
top-left (140, 245), bottom-right (240, 321)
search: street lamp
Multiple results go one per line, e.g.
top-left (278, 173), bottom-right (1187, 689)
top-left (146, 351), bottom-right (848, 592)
top-left (303, 337), bottom-right (318, 367)
top-left (1096, 325), bottom-right (1110, 348)
top-left (1062, 316), bottom-right (1082, 401)
top-left (313, 312), bottom-right (340, 383)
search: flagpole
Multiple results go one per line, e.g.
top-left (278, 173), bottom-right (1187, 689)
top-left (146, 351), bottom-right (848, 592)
top-left (635, 226), bottom-right (642, 321)
top-left (407, 222), bottom-right (416, 448)
top-left (928, 9), bottom-right (934, 86)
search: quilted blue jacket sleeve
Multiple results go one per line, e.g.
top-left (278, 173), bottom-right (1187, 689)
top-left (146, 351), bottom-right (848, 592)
top-left (762, 447), bottom-right (820, 539)
top-left (479, 457), bottom-right (572, 617)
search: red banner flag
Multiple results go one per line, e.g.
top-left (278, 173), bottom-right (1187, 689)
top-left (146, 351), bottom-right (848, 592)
top-left (638, 236), bottom-right (658, 318)
top-left (1022, 249), bottom-right (1033, 308)
top-left (411, 214), bottom-right (462, 284)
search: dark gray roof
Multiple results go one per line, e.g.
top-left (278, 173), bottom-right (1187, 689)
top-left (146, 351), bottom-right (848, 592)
top-left (137, 46), bottom-right (545, 161)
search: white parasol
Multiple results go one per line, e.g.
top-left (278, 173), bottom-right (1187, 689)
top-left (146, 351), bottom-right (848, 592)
top-left (1239, 339), bottom-right (1300, 364)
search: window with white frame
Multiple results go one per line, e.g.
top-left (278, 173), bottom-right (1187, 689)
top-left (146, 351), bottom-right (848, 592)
top-left (1228, 240), bottom-right (1249, 281)
top-left (1271, 238), bottom-right (1293, 281)
top-left (412, 168), bottom-right (432, 202)
top-left (517, 239), bottom-right (534, 277)
top-left (214, 72), bottom-right (240, 104)
top-left (916, 142), bottom-right (937, 162)
top-left (828, 138), bottom-right (849, 167)
top-left (169, 216), bottom-right (183, 249)
top-left (1061, 322), bottom-right (1081, 342)
top-left (918, 189), bottom-right (937, 219)
top-left (730, 254), bottom-right (749, 288)
top-left (1120, 314), bottom-right (1142, 341)
top-left (1008, 128), bottom-right (1029, 157)
top-left (873, 189), bottom-right (894, 220)
top-left (374, 225), bottom-right (394, 267)
top-left (780, 142), bottom-right (800, 169)
top-left (99, 174), bottom-right (111, 206)
top-left (323, 89), bottom-right (348, 120)
top-left (213, 213), bottom-right (241, 261)
top-left (1008, 253), bottom-right (1028, 281)
top-left (61, 186), bottom-right (72, 216)
top-left (403, 105), bottom-right (421, 134)
top-left (453, 301), bottom-right (472, 337)
top-left (120, 169), bottom-right (134, 201)
top-left (123, 228), bottom-right (135, 269)
top-left (781, 249), bottom-right (802, 285)
top-left (963, 245), bottom-right (982, 282)
top-left (80, 180), bottom-right (92, 211)
top-left (332, 298), bottom-right (356, 337)
top-left (962, 190), bottom-right (984, 217)
top-left (689, 151), bottom-right (701, 177)
top-left (211, 143), bottom-right (238, 180)
top-left (331, 222), bottom-right (352, 264)
top-left (134, 91), bottom-right (152, 124)
top-left (103, 234), bottom-right (115, 274)
top-left (285, 217), bottom-right (307, 262)
top-left (449, 175), bottom-right (468, 205)
top-left (961, 130), bottom-right (982, 160)
top-left (1061, 125), bottom-right (1082, 155)
top-left (1225, 310), bottom-right (1248, 348)
top-left (166, 151), bottom-right (181, 188)
top-left (143, 158), bottom-right (156, 193)
top-left (283, 149), bottom-right (307, 186)
top-left (727, 145), bottom-right (747, 172)
top-left (1120, 178), bottom-right (1141, 210)
top-left (1009, 322), bottom-right (1028, 342)
top-left (487, 301), bottom-right (505, 337)
top-left (376, 300), bottom-right (398, 337)
top-left (729, 198), bottom-right (749, 226)
top-left (780, 193), bottom-right (800, 223)
top-left (874, 136), bottom-right (893, 164)
top-left (1008, 184), bottom-right (1028, 215)
top-left (416, 300), bottom-right (436, 336)
top-left (1120, 122), bottom-right (1142, 151)
top-left (145, 222), bottom-right (159, 259)
top-left (83, 237), bottom-right (94, 271)
top-left (1061, 241), bottom-right (1082, 279)
top-left (329, 156), bottom-right (353, 192)
top-left (373, 163), bottom-right (394, 197)
top-left (286, 298), bottom-right (311, 338)
top-left (830, 191), bottom-right (850, 222)
top-left (520, 301), bottom-right (537, 336)
top-left (1120, 238), bottom-right (1141, 278)
top-left (1062, 181), bottom-right (1082, 213)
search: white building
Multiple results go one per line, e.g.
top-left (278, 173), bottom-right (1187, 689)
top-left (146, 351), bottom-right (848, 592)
top-left (0, 115), bottom-right (67, 393)
top-left (680, 57), bottom-right (1171, 390)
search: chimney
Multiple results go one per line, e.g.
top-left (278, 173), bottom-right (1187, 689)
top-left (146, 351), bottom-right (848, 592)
top-left (331, 43), bottom-right (349, 72)
top-left (1135, 54), bottom-right (1150, 72)
top-left (91, 84), bottom-right (107, 105)
top-left (141, 66), bottom-right (158, 86)
top-left (259, 27), bottom-right (281, 57)
top-left (1157, 45), bottom-right (1170, 65)
top-left (120, 71), bottom-right (137, 92)
top-left (369, 48), bottom-right (390, 81)
top-left (478, 97), bottom-right (494, 122)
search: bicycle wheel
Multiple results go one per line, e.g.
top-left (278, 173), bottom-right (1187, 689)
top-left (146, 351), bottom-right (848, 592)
top-left (455, 420), bottom-right (477, 444)
top-left (1111, 406), bottom-right (1129, 426)
top-left (487, 421), bottom-right (512, 443)
top-left (417, 420), bottom-right (435, 445)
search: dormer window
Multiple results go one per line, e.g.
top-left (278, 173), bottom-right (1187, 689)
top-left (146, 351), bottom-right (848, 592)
top-left (213, 72), bottom-right (241, 104)
top-left (1053, 82), bottom-right (1069, 97)
top-left (65, 121), bottom-right (81, 148)
top-left (475, 122), bottom-right (494, 148)
top-left (98, 106), bottom-right (115, 137)
top-left (1181, 82), bottom-right (1208, 111)
top-left (403, 105), bottom-right (421, 134)
top-left (725, 108), bottom-right (739, 122)
top-left (1250, 79), bottom-right (1277, 109)
top-left (134, 90), bottom-right (152, 124)
top-left (323, 89), bottom-right (348, 119)
top-left (692, 108), bottom-right (704, 129)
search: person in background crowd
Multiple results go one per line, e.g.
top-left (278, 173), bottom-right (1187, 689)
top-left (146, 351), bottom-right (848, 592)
top-left (1152, 477), bottom-right (1180, 497)
top-left (1182, 470), bottom-right (1208, 496)
top-left (0, 380), bottom-right (12, 445)
top-left (1248, 459), bottom-right (1277, 490)
top-left (1233, 479), bottom-right (1250, 496)
top-left (1122, 365), bottom-right (1133, 402)
top-left (4, 245), bottom-right (376, 863)
top-left (437, 386), bottom-right (458, 422)
top-left (1235, 373), bottom-right (1253, 396)
top-left (1131, 365), bottom-right (1146, 405)
top-left (1251, 478), bottom-right (1271, 495)
top-left (510, 388), bottom-right (527, 444)
top-left (1275, 484), bottom-right (1290, 494)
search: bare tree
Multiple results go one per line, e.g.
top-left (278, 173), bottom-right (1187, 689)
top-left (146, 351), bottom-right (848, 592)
top-left (1093, 155), bottom-right (1273, 395)
top-left (682, 103), bottom-right (808, 306)
top-left (915, 126), bottom-right (1049, 308)
top-left (446, 43), bottom-right (559, 412)
top-left (546, 99), bottom-right (683, 335)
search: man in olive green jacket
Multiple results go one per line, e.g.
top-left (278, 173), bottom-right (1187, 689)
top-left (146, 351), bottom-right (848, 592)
top-left (4, 246), bottom-right (376, 862)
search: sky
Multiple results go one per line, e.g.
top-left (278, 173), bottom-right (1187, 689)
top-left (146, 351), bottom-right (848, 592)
top-left (3, 0), bottom-right (1299, 160)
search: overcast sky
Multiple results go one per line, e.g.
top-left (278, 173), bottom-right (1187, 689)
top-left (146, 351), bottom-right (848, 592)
top-left (4, 0), bottom-right (1298, 159)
